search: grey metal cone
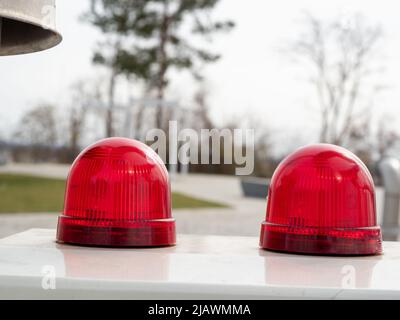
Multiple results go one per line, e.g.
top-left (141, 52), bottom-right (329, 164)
top-left (0, 0), bottom-right (62, 56)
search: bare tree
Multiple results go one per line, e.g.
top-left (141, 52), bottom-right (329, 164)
top-left (67, 81), bottom-right (92, 156)
top-left (335, 112), bottom-right (399, 167)
top-left (193, 88), bottom-right (214, 130)
top-left (91, 39), bottom-right (122, 137)
top-left (292, 13), bottom-right (384, 145)
top-left (376, 117), bottom-right (399, 159)
top-left (13, 104), bottom-right (59, 162)
top-left (14, 104), bottom-right (58, 146)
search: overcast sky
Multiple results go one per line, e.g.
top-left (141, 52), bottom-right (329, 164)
top-left (1, 0), bottom-right (400, 155)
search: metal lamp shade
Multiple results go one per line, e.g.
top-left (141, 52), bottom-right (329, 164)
top-left (0, 0), bottom-right (62, 56)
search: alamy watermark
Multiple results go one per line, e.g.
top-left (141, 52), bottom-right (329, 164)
top-left (341, 265), bottom-right (356, 289)
top-left (41, 265), bottom-right (56, 290)
top-left (41, 4), bottom-right (56, 30)
top-left (146, 121), bottom-right (255, 176)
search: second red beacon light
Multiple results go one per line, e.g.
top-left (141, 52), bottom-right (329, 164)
top-left (260, 144), bottom-right (382, 256)
top-left (57, 137), bottom-right (176, 247)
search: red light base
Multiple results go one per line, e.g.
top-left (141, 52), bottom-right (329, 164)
top-left (57, 216), bottom-right (176, 247)
top-left (260, 222), bottom-right (382, 256)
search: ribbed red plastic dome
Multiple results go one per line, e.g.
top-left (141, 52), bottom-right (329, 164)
top-left (57, 137), bottom-right (175, 247)
top-left (260, 144), bottom-right (382, 255)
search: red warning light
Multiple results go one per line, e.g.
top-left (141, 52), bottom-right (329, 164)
top-left (57, 137), bottom-right (176, 247)
top-left (260, 144), bottom-right (382, 255)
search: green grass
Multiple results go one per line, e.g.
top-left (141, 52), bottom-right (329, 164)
top-left (0, 173), bottom-right (226, 213)
top-left (172, 192), bottom-right (226, 209)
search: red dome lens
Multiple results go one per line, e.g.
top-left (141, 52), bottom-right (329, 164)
top-left (57, 137), bottom-right (175, 247)
top-left (260, 144), bottom-right (382, 255)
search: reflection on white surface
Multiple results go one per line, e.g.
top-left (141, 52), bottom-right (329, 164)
top-left (0, 229), bottom-right (400, 299)
top-left (58, 234), bottom-right (266, 285)
top-left (0, 247), bottom-right (66, 278)
top-left (370, 242), bottom-right (400, 290)
top-left (261, 252), bottom-right (379, 288)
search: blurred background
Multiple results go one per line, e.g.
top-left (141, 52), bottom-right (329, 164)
top-left (1, 0), bottom-right (400, 240)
